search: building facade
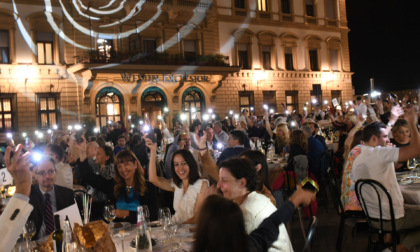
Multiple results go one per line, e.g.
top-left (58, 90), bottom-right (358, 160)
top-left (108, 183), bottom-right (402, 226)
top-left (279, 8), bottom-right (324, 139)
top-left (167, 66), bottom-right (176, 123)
top-left (0, 0), bottom-right (353, 140)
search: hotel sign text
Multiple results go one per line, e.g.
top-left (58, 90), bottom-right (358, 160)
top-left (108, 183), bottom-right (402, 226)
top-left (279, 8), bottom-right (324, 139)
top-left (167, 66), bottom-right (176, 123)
top-left (121, 73), bottom-right (210, 83)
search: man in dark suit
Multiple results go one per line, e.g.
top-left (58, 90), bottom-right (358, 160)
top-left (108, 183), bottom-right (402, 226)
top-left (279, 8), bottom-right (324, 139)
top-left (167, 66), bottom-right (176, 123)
top-left (216, 130), bottom-right (248, 166)
top-left (28, 157), bottom-right (74, 239)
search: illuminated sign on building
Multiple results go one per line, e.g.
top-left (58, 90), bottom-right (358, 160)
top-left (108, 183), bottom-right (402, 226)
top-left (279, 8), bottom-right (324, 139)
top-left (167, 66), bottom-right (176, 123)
top-left (120, 73), bottom-right (210, 83)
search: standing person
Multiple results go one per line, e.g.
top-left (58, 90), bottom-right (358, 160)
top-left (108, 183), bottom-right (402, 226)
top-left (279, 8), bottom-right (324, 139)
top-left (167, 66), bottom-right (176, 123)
top-left (354, 96), bottom-right (367, 117)
top-left (43, 144), bottom-right (73, 189)
top-left (352, 106), bottom-right (420, 251)
top-left (129, 134), bottom-right (149, 170)
top-left (147, 139), bottom-right (208, 224)
top-left (217, 158), bottom-right (293, 252)
top-left (189, 119), bottom-right (202, 150)
top-left (28, 157), bottom-right (75, 239)
top-left (213, 121), bottom-right (229, 150)
top-left (0, 145), bottom-right (33, 252)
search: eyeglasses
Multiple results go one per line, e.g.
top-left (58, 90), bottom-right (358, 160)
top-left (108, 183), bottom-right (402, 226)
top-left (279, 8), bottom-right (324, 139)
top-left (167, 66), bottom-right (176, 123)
top-left (35, 170), bottom-right (55, 176)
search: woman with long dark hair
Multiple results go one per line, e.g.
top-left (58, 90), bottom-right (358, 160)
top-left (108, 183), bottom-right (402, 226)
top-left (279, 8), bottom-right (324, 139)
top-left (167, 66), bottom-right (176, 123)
top-left (146, 139), bottom-right (208, 224)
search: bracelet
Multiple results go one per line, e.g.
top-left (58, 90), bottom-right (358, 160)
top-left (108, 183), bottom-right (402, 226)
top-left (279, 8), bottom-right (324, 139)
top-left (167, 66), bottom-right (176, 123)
top-left (199, 147), bottom-right (208, 151)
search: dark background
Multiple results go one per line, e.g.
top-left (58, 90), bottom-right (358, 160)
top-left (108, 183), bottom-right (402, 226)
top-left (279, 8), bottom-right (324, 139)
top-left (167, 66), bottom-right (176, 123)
top-left (346, 0), bottom-right (420, 94)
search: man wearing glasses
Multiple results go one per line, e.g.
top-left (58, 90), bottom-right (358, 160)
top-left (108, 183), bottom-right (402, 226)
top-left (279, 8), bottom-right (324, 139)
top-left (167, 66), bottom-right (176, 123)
top-left (27, 157), bottom-right (74, 240)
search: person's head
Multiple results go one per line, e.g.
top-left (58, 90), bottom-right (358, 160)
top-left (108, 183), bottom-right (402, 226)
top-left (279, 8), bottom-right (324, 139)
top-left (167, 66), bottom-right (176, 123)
top-left (114, 150), bottom-right (146, 198)
top-left (96, 145), bottom-right (114, 166)
top-left (275, 122), bottom-right (289, 140)
top-left (205, 127), bottom-right (214, 142)
top-left (391, 119), bottom-right (410, 144)
top-left (34, 157), bottom-right (56, 192)
top-left (129, 134), bottom-right (142, 148)
top-left (228, 130), bottom-right (245, 147)
top-left (217, 158), bottom-right (257, 204)
top-left (96, 136), bottom-right (106, 146)
top-left (344, 113), bottom-right (357, 127)
top-left (43, 144), bottom-right (64, 163)
top-left (239, 120), bottom-right (247, 129)
top-left (301, 125), bottom-right (313, 138)
top-left (350, 129), bottom-right (364, 150)
top-left (177, 131), bottom-right (191, 150)
top-left (193, 194), bottom-right (250, 252)
top-left (356, 96), bottom-right (362, 105)
top-left (289, 129), bottom-right (308, 152)
top-left (190, 119), bottom-right (202, 133)
top-left (303, 119), bottom-right (317, 135)
top-left (171, 149), bottom-right (200, 188)
top-left (240, 150), bottom-right (271, 192)
top-left (117, 135), bottom-right (126, 148)
top-left (362, 121), bottom-right (389, 147)
top-left (86, 142), bottom-right (99, 159)
top-left (213, 121), bottom-right (222, 134)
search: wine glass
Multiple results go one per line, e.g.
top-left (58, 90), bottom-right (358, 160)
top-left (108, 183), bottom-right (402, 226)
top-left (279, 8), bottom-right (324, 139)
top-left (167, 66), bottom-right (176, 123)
top-left (158, 207), bottom-right (171, 226)
top-left (22, 220), bottom-right (36, 251)
top-left (163, 216), bottom-right (178, 251)
top-left (104, 205), bottom-right (116, 232)
top-left (407, 158), bottom-right (417, 180)
top-left (114, 230), bottom-right (130, 252)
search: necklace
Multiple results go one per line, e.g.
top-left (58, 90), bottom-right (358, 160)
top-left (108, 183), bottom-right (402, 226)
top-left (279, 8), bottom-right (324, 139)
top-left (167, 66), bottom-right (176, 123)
top-left (126, 185), bottom-right (134, 189)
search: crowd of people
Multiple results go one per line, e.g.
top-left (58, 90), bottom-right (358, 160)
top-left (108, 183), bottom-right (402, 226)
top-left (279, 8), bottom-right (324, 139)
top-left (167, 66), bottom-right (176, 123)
top-left (1, 94), bottom-right (419, 251)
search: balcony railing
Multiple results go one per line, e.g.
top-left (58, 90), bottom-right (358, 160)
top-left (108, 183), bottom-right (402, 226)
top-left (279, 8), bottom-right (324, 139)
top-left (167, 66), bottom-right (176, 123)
top-left (75, 50), bottom-right (229, 66)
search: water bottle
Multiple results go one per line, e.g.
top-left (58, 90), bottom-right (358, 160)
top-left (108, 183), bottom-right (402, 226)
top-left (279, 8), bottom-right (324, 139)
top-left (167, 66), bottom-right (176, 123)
top-left (136, 206), bottom-right (152, 251)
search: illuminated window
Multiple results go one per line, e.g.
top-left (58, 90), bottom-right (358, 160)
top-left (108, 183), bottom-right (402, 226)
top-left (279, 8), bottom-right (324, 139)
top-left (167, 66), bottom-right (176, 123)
top-left (36, 32), bottom-right (54, 65)
top-left (96, 91), bottom-right (122, 129)
top-left (182, 87), bottom-right (205, 125)
top-left (239, 91), bottom-right (254, 113)
top-left (0, 30), bottom-right (9, 64)
top-left (97, 39), bottom-right (113, 61)
top-left (0, 94), bottom-right (16, 132)
top-left (37, 93), bottom-right (60, 129)
top-left (284, 47), bottom-right (294, 70)
top-left (285, 91), bottom-right (298, 113)
top-left (258, 0), bottom-right (268, 11)
top-left (309, 49), bottom-right (319, 71)
top-left (183, 40), bottom-right (196, 61)
top-left (306, 0), bottom-right (314, 16)
top-left (281, 0), bottom-right (291, 14)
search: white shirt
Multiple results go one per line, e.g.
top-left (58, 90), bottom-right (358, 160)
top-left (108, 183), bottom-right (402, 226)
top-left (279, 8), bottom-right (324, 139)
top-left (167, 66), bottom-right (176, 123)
top-left (55, 162), bottom-right (73, 190)
top-left (351, 145), bottom-right (403, 219)
top-left (214, 130), bottom-right (229, 150)
top-left (355, 103), bottom-right (368, 116)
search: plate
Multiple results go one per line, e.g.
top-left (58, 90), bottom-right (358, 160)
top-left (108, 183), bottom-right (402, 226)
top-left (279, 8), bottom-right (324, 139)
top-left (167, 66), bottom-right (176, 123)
top-left (398, 177), bottom-right (414, 186)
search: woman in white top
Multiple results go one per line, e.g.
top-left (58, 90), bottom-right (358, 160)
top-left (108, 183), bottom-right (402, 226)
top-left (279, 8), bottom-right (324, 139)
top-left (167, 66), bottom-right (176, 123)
top-left (146, 138), bottom-right (208, 224)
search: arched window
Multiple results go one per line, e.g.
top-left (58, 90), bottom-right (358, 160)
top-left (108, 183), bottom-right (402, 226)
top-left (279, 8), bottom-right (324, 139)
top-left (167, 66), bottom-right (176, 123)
top-left (182, 87), bottom-right (205, 125)
top-left (95, 87), bottom-right (124, 128)
top-left (141, 87), bottom-right (167, 127)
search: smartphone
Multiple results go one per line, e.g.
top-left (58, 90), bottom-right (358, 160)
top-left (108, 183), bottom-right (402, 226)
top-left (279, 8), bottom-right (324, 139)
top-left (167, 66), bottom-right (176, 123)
top-left (198, 129), bottom-right (204, 137)
top-left (389, 93), bottom-right (398, 106)
top-left (146, 132), bottom-right (157, 143)
top-left (301, 178), bottom-right (319, 194)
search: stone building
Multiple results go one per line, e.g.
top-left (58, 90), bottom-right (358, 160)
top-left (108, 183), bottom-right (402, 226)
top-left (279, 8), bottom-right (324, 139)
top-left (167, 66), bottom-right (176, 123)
top-left (0, 0), bottom-right (353, 140)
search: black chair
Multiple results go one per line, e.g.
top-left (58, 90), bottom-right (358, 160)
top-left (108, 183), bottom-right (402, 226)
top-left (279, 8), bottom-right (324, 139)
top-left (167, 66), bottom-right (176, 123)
top-left (355, 179), bottom-right (400, 252)
top-left (328, 168), bottom-right (365, 252)
top-left (73, 188), bottom-right (88, 221)
top-left (302, 216), bottom-right (318, 252)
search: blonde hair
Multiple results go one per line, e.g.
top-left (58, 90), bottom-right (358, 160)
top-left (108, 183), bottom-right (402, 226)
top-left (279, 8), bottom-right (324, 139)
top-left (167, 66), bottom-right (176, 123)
top-left (275, 123), bottom-right (290, 145)
top-left (345, 114), bottom-right (357, 126)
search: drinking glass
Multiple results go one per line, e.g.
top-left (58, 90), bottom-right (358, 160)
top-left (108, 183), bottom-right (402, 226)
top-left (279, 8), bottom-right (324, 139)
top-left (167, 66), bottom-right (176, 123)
top-left (407, 158), bottom-right (416, 180)
top-left (142, 205), bottom-right (150, 224)
top-left (158, 207), bottom-right (171, 226)
top-left (104, 205), bottom-right (116, 232)
top-left (22, 220), bottom-right (36, 251)
top-left (163, 216), bottom-right (178, 251)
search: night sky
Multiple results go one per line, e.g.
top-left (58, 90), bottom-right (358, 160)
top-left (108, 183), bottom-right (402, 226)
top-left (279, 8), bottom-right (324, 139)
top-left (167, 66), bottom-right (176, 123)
top-left (346, 0), bottom-right (420, 94)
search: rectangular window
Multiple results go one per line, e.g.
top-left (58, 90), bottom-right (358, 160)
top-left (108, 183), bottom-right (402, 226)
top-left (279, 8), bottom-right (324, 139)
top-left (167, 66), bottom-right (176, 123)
top-left (331, 90), bottom-right (342, 105)
top-left (129, 34), bottom-right (141, 53)
top-left (238, 44), bottom-right (250, 69)
top-left (235, 0), bottom-right (245, 8)
top-left (0, 94), bottom-right (16, 132)
top-left (0, 30), bottom-right (10, 64)
top-left (285, 91), bottom-right (298, 113)
top-left (239, 91), bottom-right (254, 114)
top-left (329, 49), bottom-right (339, 71)
top-left (281, 0), bottom-right (291, 13)
top-left (309, 49), bottom-right (319, 71)
top-left (284, 47), bottom-right (294, 70)
top-left (306, 0), bottom-right (314, 16)
top-left (262, 45), bottom-right (271, 70)
top-left (36, 32), bottom-right (54, 64)
top-left (37, 93), bottom-right (60, 129)
top-left (263, 91), bottom-right (277, 111)
top-left (184, 40), bottom-right (196, 61)
top-left (326, 0), bottom-right (336, 19)
top-left (310, 84), bottom-right (322, 105)
top-left (258, 0), bottom-right (268, 11)
top-left (143, 38), bottom-right (157, 55)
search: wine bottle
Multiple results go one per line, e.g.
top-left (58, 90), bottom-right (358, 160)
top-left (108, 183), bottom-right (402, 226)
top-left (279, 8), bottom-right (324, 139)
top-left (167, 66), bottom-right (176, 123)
top-left (52, 215), bottom-right (63, 252)
top-left (136, 206), bottom-right (152, 251)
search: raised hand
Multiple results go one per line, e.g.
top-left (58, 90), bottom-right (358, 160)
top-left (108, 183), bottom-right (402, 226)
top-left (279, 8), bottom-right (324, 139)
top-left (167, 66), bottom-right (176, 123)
top-left (4, 144), bottom-right (32, 196)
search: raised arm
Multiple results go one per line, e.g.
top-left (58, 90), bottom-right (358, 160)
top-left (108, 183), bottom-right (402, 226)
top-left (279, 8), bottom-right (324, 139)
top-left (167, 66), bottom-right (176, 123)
top-left (145, 137), bottom-right (174, 192)
top-left (198, 131), bottom-right (219, 181)
top-left (264, 112), bottom-right (274, 139)
top-left (398, 107), bottom-right (420, 162)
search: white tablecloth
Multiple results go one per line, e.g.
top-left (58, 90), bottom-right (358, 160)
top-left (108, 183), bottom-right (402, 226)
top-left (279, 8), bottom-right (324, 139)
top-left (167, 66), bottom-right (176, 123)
top-left (326, 141), bottom-right (338, 153)
top-left (112, 224), bottom-right (195, 252)
top-left (399, 181), bottom-right (420, 205)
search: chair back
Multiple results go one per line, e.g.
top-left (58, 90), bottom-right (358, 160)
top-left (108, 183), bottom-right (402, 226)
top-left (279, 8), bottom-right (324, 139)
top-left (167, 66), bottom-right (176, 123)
top-left (355, 179), bottom-right (399, 247)
top-left (302, 216), bottom-right (318, 252)
top-left (326, 167), bottom-right (344, 215)
top-left (73, 189), bottom-right (88, 220)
